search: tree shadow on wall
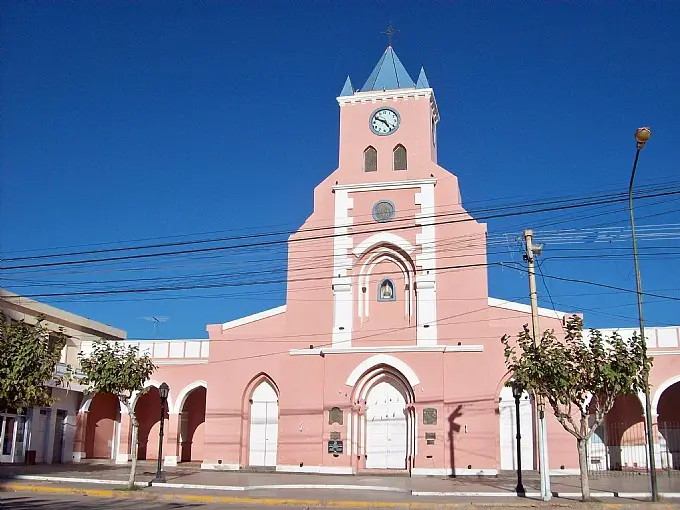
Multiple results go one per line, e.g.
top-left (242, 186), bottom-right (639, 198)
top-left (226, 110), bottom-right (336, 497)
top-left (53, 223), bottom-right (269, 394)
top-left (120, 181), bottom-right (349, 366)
top-left (447, 405), bottom-right (463, 478)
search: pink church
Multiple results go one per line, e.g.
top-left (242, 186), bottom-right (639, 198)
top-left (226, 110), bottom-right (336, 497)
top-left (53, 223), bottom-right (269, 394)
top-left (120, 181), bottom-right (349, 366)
top-left (73, 47), bottom-right (680, 476)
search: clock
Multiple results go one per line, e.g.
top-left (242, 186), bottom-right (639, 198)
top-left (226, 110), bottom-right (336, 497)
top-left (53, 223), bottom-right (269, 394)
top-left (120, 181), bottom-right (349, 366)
top-left (369, 107), bottom-right (400, 136)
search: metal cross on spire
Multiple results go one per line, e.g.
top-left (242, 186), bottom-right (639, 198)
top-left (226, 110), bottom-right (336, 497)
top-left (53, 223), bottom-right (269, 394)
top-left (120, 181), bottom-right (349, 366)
top-left (382, 22), bottom-right (399, 47)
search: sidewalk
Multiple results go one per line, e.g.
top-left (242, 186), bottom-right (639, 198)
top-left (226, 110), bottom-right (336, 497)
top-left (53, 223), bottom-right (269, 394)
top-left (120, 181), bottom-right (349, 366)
top-left (1, 462), bottom-right (679, 504)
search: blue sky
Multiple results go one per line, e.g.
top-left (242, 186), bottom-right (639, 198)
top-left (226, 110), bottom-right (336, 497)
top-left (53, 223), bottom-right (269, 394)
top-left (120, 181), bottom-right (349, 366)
top-left (2, 1), bottom-right (679, 339)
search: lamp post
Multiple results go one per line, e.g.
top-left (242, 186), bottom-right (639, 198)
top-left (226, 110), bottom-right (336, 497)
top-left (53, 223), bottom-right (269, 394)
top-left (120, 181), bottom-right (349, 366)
top-left (153, 382), bottom-right (170, 484)
top-left (512, 383), bottom-right (526, 496)
top-left (628, 127), bottom-right (658, 502)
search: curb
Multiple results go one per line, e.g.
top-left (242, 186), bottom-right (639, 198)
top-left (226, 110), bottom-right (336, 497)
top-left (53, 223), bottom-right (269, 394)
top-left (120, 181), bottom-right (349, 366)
top-left (3, 482), bottom-right (680, 509)
top-left (2, 476), bottom-right (680, 500)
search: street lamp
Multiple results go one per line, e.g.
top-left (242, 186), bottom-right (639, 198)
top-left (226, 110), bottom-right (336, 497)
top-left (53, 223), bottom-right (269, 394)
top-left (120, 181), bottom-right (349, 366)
top-left (153, 382), bottom-right (170, 484)
top-left (512, 382), bottom-right (526, 496)
top-left (628, 127), bottom-right (658, 502)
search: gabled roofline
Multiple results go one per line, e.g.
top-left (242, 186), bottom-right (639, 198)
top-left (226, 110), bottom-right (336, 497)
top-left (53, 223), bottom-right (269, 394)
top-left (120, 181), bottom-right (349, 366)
top-left (488, 297), bottom-right (571, 320)
top-left (221, 305), bottom-right (286, 332)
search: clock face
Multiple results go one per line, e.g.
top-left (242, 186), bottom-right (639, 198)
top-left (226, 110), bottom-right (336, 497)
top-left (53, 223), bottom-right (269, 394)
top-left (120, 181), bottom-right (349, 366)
top-left (370, 108), bottom-right (400, 136)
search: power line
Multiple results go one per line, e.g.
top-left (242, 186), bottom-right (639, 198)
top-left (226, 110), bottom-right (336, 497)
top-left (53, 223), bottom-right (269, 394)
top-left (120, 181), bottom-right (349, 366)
top-left (3, 187), bottom-right (679, 271)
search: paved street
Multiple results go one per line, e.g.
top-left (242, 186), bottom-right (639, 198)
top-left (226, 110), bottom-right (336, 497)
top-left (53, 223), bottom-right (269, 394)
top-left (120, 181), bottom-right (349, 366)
top-left (2, 461), bottom-right (680, 495)
top-left (1, 492), bottom-right (680, 509)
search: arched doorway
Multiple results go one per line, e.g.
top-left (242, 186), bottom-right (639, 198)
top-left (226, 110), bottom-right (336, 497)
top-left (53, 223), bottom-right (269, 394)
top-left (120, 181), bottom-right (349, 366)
top-left (657, 380), bottom-right (680, 470)
top-left (365, 379), bottom-right (408, 469)
top-left (498, 385), bottom-right (534, 471)
top-left (84, 393), bottom-right (120, 460)
top-left (601, 394), bottom-right (645, 470)
top-left (179, 386), bottom-right (207, 463)
top-left (349, 360), bottom-right (417, 472)
top-left (248, 380), bottom-right (278, 467)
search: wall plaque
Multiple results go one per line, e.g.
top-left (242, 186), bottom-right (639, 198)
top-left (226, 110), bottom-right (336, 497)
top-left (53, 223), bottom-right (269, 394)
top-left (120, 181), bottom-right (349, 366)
top-left (328, 440), bottom-right (343, 455)
top-left (423, 408), bottom-right (437, 425)
top-left (329, 407), bottom-right (343, 425)
top-left (425, 432), bottom-right (436, 445)
top-left (330, 431), bottom-right (341, 440)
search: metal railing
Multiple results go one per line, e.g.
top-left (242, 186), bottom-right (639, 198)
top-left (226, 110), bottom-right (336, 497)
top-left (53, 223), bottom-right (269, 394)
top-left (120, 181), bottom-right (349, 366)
top-left (588, 421), bottom-right (680, 476)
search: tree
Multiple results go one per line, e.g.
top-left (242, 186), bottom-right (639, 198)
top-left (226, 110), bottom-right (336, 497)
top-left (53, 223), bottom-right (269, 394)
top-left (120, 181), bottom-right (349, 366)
top-left (501, 315), bottom-right (650, 501)
top-left (0, 312), bottom-right (68, 413)
top-left (79, 339), bottom-right (156, 489)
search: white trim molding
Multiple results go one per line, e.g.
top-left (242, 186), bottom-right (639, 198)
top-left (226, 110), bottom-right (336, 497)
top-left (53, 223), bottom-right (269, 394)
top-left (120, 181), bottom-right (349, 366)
top-left (290, 345), bottom-right (483, 356)
top-left (652, 374), bottom-right (680, 415)
top-left (115, 453), bottom-right (130, 464)
top-left (164, 455), bottom-right (179, 467)
top-left (336, 88), bottom-right (434, 107)
top-left (332, 178), bottom-right (437, 193)
top-left (411, 468), bottom-right (498, 477)
top-left (172, 380), bottom-right (208, 414)
top-left (352, 233), bottom-right (416, 257)
top-left (648, 350), bottom-right (680, 356)
top-left (488, 297), bottom-right (570, 319)
top-left (345, 354), bottom-right (420, 387)
top-left (221, 305), bottom-right (286, 331)
top-left (200, 462), bottom-right (240, 471)
top-left (275, 465), bottom-right (355, 475)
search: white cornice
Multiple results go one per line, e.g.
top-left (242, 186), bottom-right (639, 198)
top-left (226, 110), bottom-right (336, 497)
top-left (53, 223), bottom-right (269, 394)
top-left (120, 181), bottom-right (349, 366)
top-left (332, 178), bottom-right (437, 193)
top-left (648, 350), bottom-right (680, 356)
top-left (289, 345), bottom-right (483, 356)
top-left (221, 305), bottom-right (286, 331)
top-left (337, 88), bottom-right (435, 107)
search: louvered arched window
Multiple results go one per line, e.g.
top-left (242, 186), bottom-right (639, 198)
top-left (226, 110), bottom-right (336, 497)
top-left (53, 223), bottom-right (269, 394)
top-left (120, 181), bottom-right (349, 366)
top-left (364, 146), bottom-right (377, 172)
top-left (393, 144), bottom-right (407, 171)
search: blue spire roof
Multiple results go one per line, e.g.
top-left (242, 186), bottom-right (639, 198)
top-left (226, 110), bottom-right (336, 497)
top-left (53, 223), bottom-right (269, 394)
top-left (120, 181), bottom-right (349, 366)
top-left (416, 67), bottom-right (430, 88)
top-left (339, 76), bottom-right (354, 96)
top-left (361, 46), bottom-right (415, 92)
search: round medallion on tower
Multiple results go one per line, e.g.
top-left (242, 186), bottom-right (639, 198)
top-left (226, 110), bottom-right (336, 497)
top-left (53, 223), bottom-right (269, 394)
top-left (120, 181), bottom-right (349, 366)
top-left (372, 200), bottom-right (396, 222)
top-left (369, 107), bottom-right (400, 136)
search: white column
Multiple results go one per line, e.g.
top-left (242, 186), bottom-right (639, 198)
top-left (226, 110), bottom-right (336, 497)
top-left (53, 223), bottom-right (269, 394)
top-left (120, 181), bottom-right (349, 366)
top-left (332, 189), bottom-right (354, 347)
top-left (415, 182), bottom-right (437, 346)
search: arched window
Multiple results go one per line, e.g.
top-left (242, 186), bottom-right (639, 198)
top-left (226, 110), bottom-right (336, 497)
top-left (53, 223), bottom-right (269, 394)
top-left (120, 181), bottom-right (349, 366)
top-left (364, 146), bottom-right (377, 172)
top-left (393, 144), bottom-right (407, 171)
top-left (377, 278), bottom-right (396, 302)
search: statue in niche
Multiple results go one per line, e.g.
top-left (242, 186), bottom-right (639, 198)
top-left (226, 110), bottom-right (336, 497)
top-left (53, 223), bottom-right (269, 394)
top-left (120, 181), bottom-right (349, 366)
top-left (379, 279), bottom-right (394, 300)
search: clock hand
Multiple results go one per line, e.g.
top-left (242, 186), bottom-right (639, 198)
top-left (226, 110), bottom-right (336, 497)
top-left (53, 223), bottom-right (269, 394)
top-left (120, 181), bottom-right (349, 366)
top-left (376, 117), bottom-right (390, 128)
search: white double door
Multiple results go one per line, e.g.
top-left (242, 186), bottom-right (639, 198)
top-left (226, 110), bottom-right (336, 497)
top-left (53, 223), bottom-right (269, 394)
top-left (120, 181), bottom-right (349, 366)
top-left (365, 381), bottom-right (407, 470)
top-left (249, 382), bottom-right (279, 467)
top-left (499, 387), bottom-right (534, 470)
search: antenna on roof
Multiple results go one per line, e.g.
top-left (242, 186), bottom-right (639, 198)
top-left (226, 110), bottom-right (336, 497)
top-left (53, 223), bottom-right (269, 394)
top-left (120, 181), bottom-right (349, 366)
top-left (139, 316), bottom-right (169, 338)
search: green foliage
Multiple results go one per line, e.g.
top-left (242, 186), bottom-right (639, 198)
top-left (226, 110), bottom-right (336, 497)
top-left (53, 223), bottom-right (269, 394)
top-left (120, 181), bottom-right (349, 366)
top-left (79, 339), bottom-right (156, 410)
top-left (0, 312), bottom-right (68, 412)
top-left (501, 314), bottom-right (651, 440)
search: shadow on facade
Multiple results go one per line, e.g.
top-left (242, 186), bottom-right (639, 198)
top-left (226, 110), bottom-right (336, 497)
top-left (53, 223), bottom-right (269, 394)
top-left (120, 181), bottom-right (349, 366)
top-left (447, 404), bottom-right (463, 477)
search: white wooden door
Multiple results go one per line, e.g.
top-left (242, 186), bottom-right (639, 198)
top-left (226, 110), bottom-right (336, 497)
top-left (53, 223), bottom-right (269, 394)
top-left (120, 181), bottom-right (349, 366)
top-left (499, 387), bottom-right (534, 470)
top-left (366, 381), bottom-right (407, 469)
top-left (249, 382), bottom-right (278, 467)
top-left (35, 409), bottom-right (50, 463)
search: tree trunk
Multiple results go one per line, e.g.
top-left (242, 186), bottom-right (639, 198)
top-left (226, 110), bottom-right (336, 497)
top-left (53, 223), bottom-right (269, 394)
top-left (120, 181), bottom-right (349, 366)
top-left (577, 437), bottom-right (590, 501)
top-left (128, 415), bottom-right (139, 490)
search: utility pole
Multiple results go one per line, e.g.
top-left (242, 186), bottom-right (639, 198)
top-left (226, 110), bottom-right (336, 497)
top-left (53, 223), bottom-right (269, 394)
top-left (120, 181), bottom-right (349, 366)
top-left (524, 229), bottom-right (551, 502)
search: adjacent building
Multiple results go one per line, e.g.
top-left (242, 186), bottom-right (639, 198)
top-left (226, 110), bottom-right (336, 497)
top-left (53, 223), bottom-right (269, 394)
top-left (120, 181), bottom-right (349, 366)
top-left (0, 288), bottom-right (127, 464)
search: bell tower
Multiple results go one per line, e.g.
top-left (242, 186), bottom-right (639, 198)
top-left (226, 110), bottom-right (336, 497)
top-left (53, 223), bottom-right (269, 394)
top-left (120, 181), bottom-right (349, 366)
top-left (336, 46), bottom-right (440, 182)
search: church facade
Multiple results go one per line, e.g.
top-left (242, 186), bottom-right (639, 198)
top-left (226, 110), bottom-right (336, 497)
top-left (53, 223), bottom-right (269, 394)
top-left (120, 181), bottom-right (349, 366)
top-left (72, 47), bottom-right (680, 475)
